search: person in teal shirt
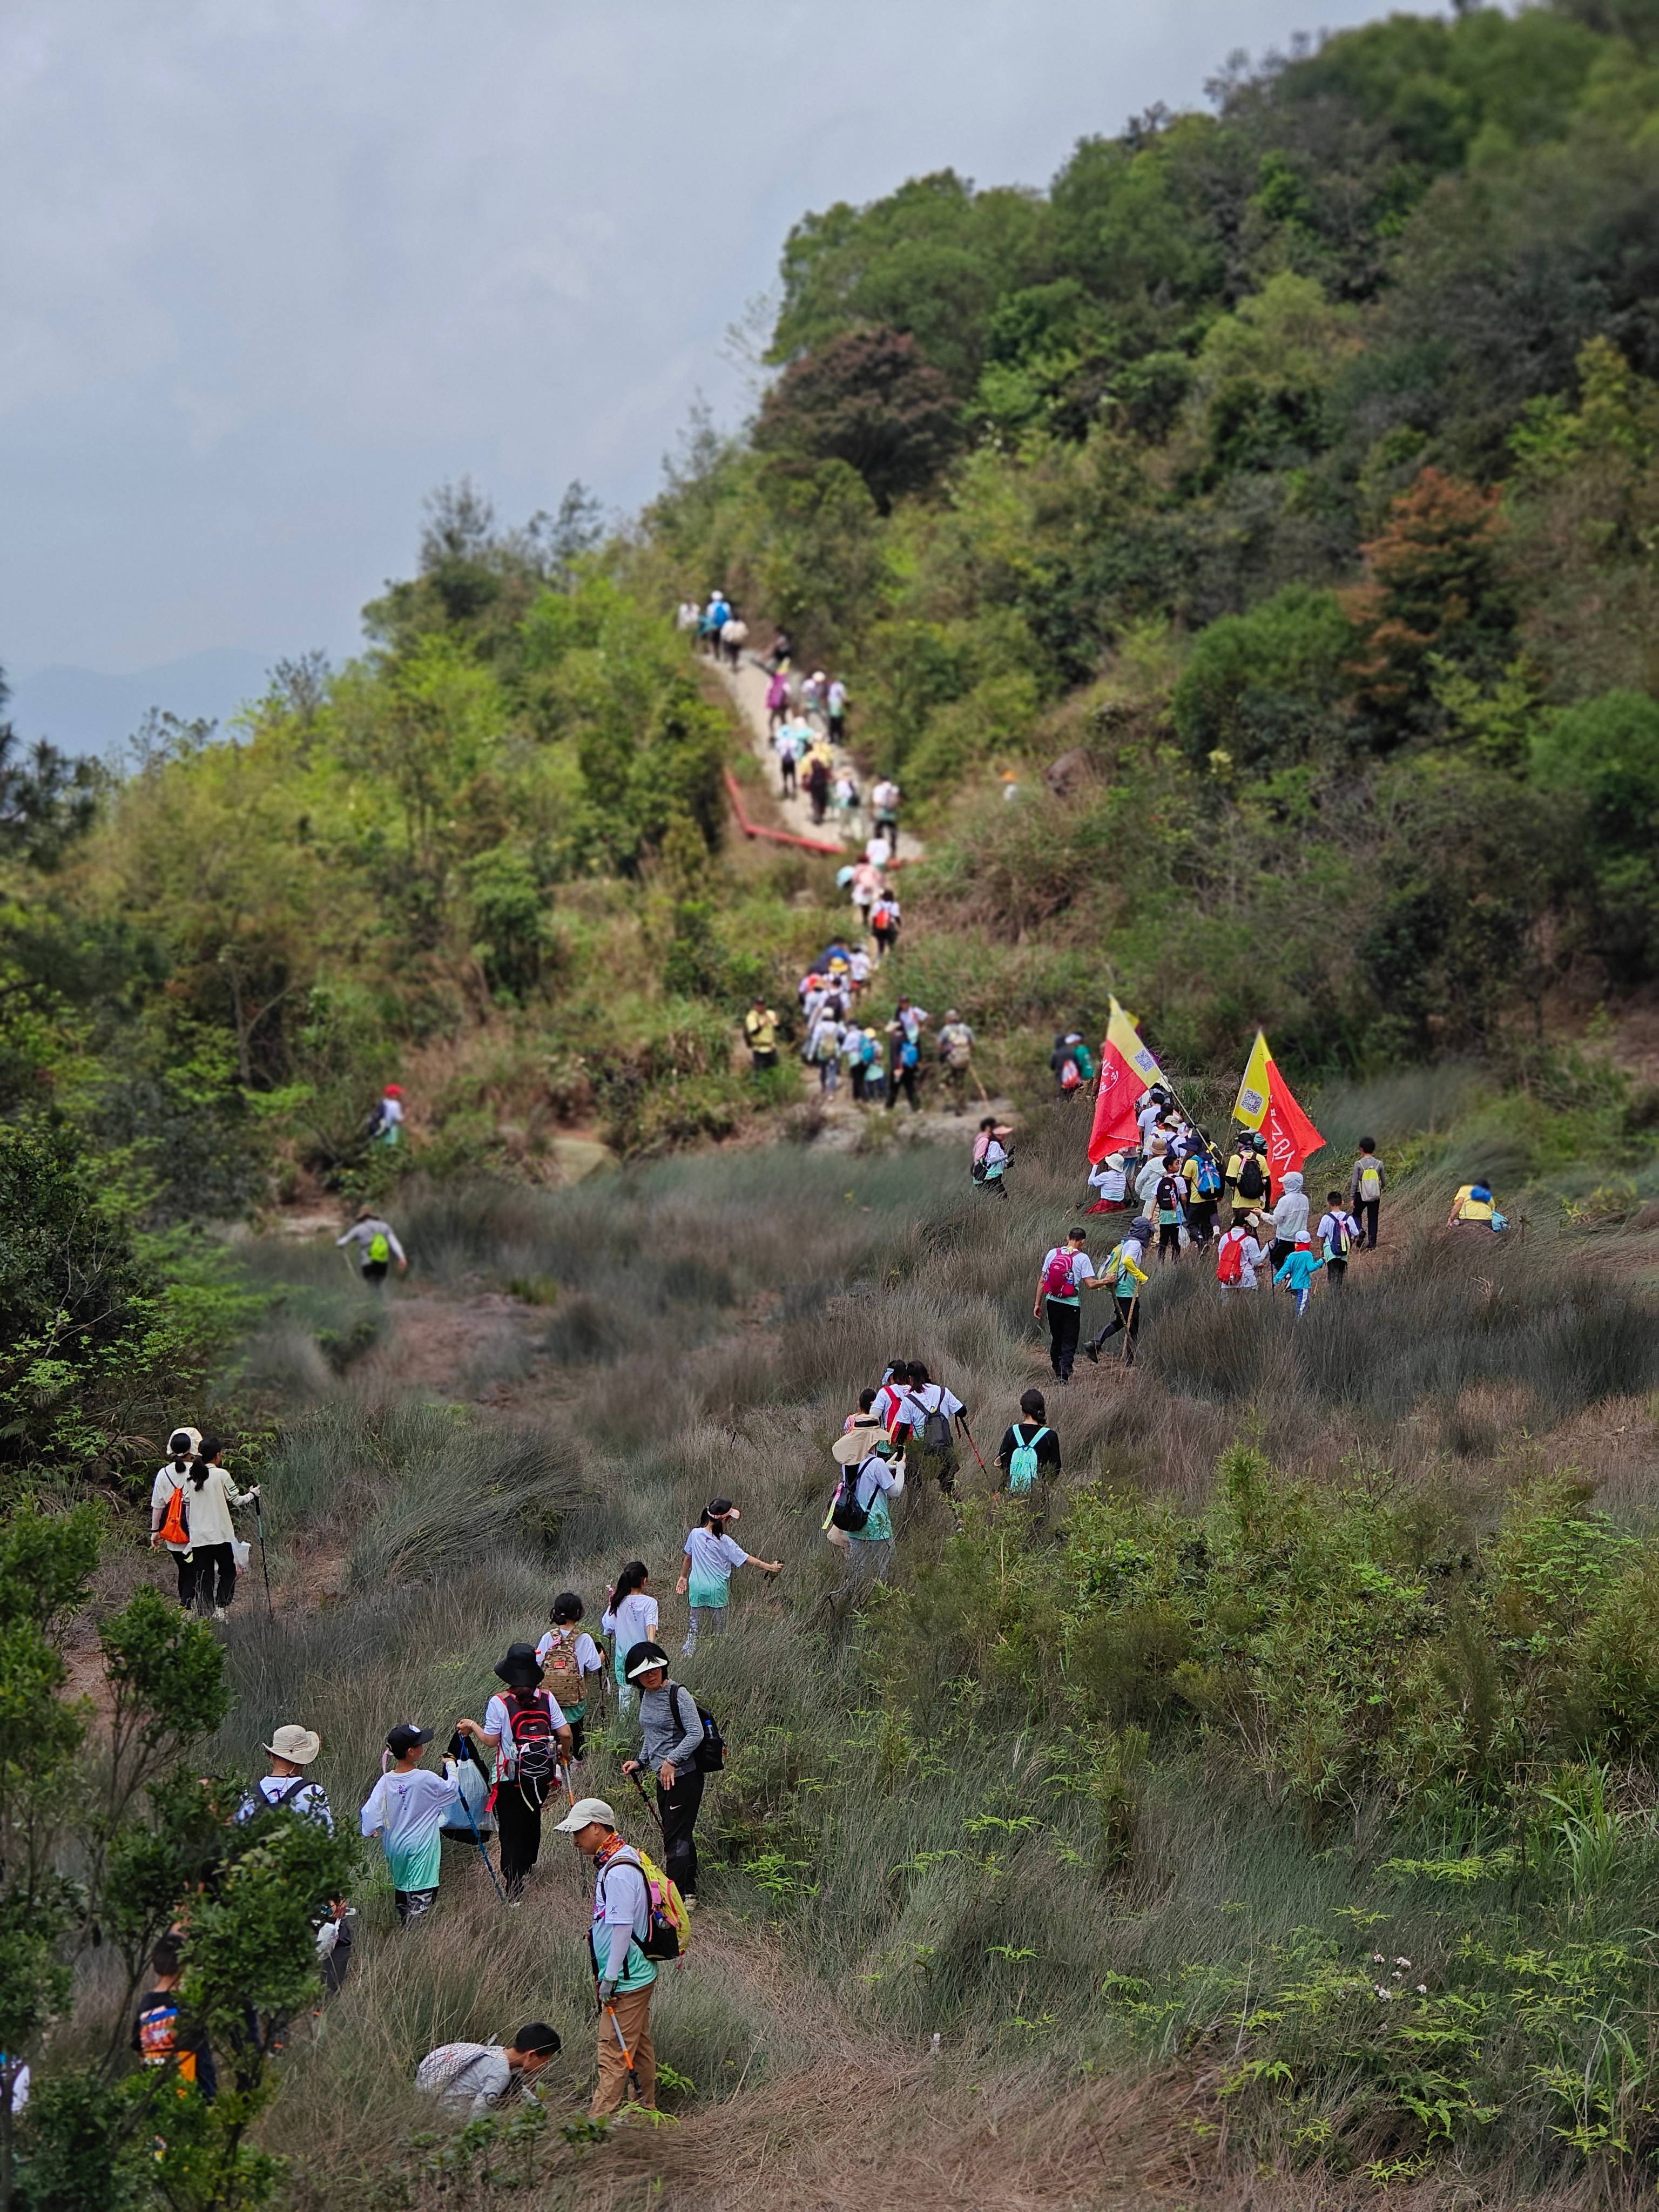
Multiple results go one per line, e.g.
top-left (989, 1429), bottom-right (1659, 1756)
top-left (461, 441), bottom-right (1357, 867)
top-left (675, 1499), bottom-right (781, 1656)
top-left (1272, 1237), bottom-right (1325, 1317)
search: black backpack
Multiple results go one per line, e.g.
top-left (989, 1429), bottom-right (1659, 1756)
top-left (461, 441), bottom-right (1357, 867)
top-left (503, 1689), bottom-right (562, 1791)
top-left (830, 1465), bottom-right (873, 1533)
top-left (915, 1393), bottom-right (953, 1454)
top-left (1237, 1155), bottom-right (1266, 1201)
top-left (667, 1681), bottom-right (725, 1774)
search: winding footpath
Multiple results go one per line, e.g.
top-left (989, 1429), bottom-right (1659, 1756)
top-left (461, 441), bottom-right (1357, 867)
top-left (717, 653), bottom-right (927, 862)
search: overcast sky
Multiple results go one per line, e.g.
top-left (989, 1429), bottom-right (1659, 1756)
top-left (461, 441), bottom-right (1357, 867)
top-left (2, 0), bottom-right (1393, 682)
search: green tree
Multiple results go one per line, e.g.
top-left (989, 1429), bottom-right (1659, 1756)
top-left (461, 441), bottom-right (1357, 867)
top-left (756, 329), bottom-right (962, 512)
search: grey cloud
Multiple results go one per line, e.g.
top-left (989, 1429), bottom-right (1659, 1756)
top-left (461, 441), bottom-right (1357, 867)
top-left (1, 0), bottom-right (1388, 685)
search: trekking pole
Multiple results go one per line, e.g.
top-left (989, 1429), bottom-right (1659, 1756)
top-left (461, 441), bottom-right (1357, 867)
top-left (604, 2002), bottom-right (640, 2105)
top-left (455, 1744), bottom-right (507, 1904)
top-left (626, 1766), bottom-right (667, 1839)
top-left (1121, 1293), bottom-right (1139, 1371)
top-left (253, 1495), bottom-right (274, 1620)
top-left (956, 1416), bottom-right (989, 1479)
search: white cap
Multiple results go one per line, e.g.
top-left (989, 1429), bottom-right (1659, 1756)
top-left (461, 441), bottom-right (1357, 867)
top-left (555, 1796), bottom-right (617, 1832)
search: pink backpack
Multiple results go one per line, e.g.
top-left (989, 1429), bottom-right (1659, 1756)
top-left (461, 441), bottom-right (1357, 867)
top-left (1040, 1248), bottom-right (1079, 1299)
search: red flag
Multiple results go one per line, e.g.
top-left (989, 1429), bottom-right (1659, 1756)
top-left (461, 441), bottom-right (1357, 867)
top-left (1233, 1030), bottom-right (1326, 1182)
top-left (1088, 998), bottom-right (1170, 1163)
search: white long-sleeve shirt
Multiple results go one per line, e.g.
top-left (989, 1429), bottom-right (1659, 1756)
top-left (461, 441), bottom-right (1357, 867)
top-left (178, 1465), bottom-right (255, 1548)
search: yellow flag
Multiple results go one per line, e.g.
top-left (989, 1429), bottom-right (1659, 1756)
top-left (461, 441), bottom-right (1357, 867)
top-left (1233, 1030), bottom-right (1272, 1132)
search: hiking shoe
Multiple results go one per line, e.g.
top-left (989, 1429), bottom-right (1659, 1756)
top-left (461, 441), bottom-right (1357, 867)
top-left (1083, 1341), bottom-right (1099, 1364)
top-left (682, 1895), bottom-right (697, 1912)
top-left (212, 1607), bottom-right (228, 1621)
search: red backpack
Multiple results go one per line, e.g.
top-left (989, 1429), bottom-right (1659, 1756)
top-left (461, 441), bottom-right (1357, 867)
top-left (503, 1690), bottom-right (562, 1790)
top-left (1058, 1057), bottom-right (1081, 1091)
top-left (1040, 1247), bottom-right (1080, 1299)
top-left (1216, 1233), bottom-right (1244, 1285)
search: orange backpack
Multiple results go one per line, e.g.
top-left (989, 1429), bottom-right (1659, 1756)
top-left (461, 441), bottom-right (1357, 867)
top-left (159, 1478), bottom-right (190, 1548)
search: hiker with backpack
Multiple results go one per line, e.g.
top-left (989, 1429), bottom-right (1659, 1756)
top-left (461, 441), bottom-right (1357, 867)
top-left (150, 1427), bottom-right (202, 1608)
top-left (676, 1500), bottom-right (781, 1656)
top-left (1269, 1171), bottom-right (1311, 1271)
top-left (367, 1083), bottom-right (406, 1148)
top-left (237, 1724), bottom-right (354, 1992)
top-left (885, 999), bottom-right (927, 1113)
top-left (893, 1363), bottom-right (969, 1498)
top-left (1152, 1164), bottom-right (1186, 1264)
top-left (417, 2024), bottom-right (563, 2114)
top-left (972, 1117), bottom-right (1013, 1198)
top-left (743, 1001), bottom-right (780, 1073)
top-left (826, 1431), bottom-right (905, 1584)
top-left (1317, 1192), bottom-right (1361, 1285)
top-left (1215, 1211), bottom-right (1269, 1292)
top-left (1273, 1235), bottom-right (1325, 1317)
top-left (1227, 1137), bottom-right (1270, 1224)
top-left (1050, 1033), bottom-right (1088, 1100)
top-left (621, 1643), bottom-right (711, 1906)
top-left (557, 1796), bottom-right (670, 2118)
top-left (998, 1388), bottom-right (1060, 1499)
top-left (1034, 1229), bottom-right (1103, 1383)
top-left (359, 1725), bottom-right (462, 1924)
top-left (1181, 1142), bottom-right (1224, 1246)
top-left (1350, 1141), bottom-right (1386, 1249)
top-left (237, 1724), bottom-right (333, 1830)
top-left (336, 1206), bottom-right (407, 1284)
top-left (872, 892), bottom-right (902, 961)
top-left (936, 1011), bottom-right (975, 1114)
top-left (537, 1596), bottom-right (606, 1759)
top-left (172, 1438), bottom-right (259, 1621)
top-left (872, 777), bottom-right (901, 845)
top-left (1448, 1179), bottom-right (1507, 1229)
top-left (603, 1564), bottom-right (659, 1718)
top-left (455, 1645), bottom-right (574, 1905)
top-left (1083, 1218), bottom-right (1151, 1367)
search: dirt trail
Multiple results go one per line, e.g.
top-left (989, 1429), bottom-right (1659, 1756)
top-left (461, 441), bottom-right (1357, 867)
top-left (718, 652), bottom-right (926, 862)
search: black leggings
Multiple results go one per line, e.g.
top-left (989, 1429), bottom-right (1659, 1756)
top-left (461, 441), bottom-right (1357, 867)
top-left (494, 1782), bottom-right (546, 1893)
top-left (1091, 1295), bottom-right (1141, 1364)
top-left (1157, 1223), bottom-right (1181, 1262)
top-left (192, 1543), bottom-right (235, 1609)
top-left (657, 1769), bottom-right (705, 1898)
top-left (168, 1549), bottom-right (197, 1608)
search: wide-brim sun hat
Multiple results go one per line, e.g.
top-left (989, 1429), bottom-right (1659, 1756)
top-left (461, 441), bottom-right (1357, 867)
top-left (493, 1643), bottom-right (544, 1688)
top-left (263, 1724), bottom-right (320, 1766)
top-left (833, 1422), bottom-right (885, 1465)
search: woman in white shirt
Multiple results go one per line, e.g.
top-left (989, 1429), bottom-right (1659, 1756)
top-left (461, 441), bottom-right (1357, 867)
top-left (1087, 1153), bottom-right (1129, 1212)
top-left (602, 1564), bottom-right (659, 1717)
top-left (149, 1426), bottom-right (203, 1609)
top-left (180, 1437), bottom-right (259, 1620)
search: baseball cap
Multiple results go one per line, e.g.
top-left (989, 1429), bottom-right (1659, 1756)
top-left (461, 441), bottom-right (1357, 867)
top-left (555, 1796), bottom-right (617, 1833)
top-left (386, 1724), bottom-right (433, 1758)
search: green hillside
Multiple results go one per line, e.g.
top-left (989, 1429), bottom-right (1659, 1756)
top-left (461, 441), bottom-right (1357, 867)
top-left (5, 7), bottom-right (1659, 2209)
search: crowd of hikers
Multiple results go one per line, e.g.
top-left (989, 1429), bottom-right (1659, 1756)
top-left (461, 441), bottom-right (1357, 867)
top-left (743, 961), bottom-right (987, 1120)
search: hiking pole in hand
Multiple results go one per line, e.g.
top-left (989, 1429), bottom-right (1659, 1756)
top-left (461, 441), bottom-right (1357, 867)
top-left (254, 1494), bottom-right (274, 1620)
top-left (604, 2002), bottom-right (640, 2106)
top-left (455, 1742), bottom-right (507, 1905)
top-left (626, 1766), bottom-right (666, 1840)
top-left (956, 1416), bottom-right (989, 1480)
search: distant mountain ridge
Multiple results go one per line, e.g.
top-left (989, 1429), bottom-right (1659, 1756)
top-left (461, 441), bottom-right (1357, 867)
top-left (7, 649), bottom-right (275, 758)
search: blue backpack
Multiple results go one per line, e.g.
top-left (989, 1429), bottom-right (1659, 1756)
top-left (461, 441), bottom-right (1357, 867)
top-left (1195, 1155), bottom-right (1221, 1197)
top-left (900, 1038), bottom-right (920, 1068)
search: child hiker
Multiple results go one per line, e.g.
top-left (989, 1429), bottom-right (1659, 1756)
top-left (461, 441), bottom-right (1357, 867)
top-left (676, 1500), bottom-right (781, 1657)
top-left (1317, 1191), bottom-right (1361, 1286)
top-left (537, 1596), bottom-right (605, 1759)
top-left (1273, 1235), bottom-right (1325, 1317)
top-left (359, 1724), bottom-right (462, 1924)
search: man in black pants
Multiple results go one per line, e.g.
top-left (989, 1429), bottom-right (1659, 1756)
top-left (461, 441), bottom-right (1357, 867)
top-left (457, 1645), bottom-right (572, 1905)
top-left (622, 1642), bottom-right (706, 1904)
